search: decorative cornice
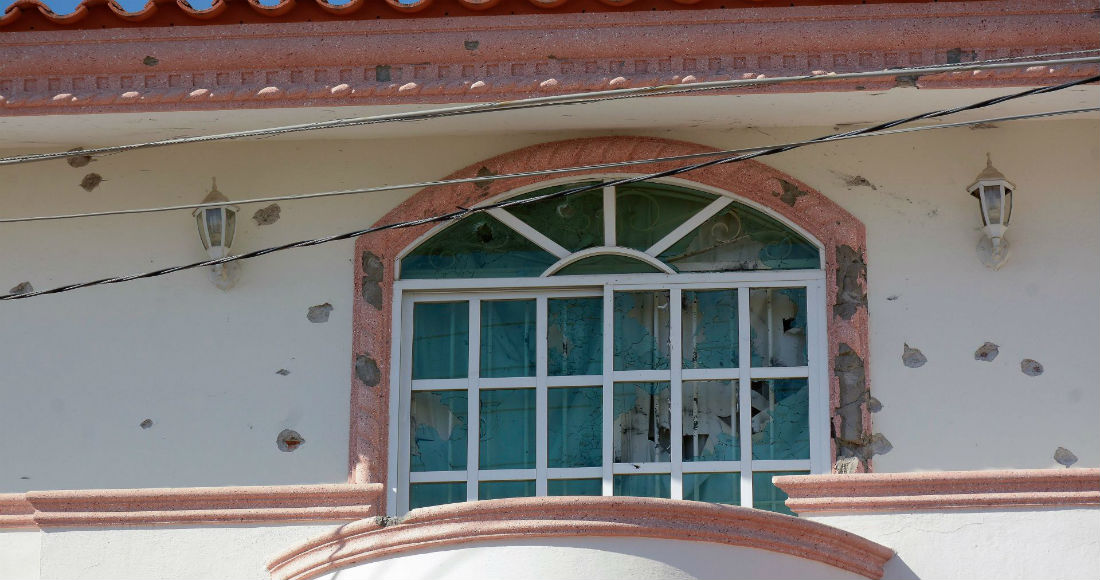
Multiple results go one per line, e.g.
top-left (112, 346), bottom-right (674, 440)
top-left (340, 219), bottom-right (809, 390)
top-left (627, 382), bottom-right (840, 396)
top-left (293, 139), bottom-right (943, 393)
top-left (774, 469), bottom-right (1100, 515)
top-left (0, 483), bottom-right (382, 529)
top-left (266, 496), bottom-right (896, 580)
top-left (1, 1), bottom-right (1096, 116)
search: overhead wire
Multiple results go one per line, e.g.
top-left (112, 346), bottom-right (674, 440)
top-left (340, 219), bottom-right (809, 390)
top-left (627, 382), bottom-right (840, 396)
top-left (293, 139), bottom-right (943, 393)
top-left (0, 51), bottom-right (1098, 167)
top-left (0, 106), bottom-right (1095, 225)
top-left (3, 74), bottom-right (1097, 302)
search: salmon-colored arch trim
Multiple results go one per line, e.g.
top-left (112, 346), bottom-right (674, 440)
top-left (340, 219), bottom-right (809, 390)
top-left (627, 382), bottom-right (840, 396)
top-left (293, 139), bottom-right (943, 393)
top-left (267, 496), bottom-right (895, 580)
top-left (775, 468), bottom-right (1100, 515)
top-left (349, 136), bottom-right (871, 504)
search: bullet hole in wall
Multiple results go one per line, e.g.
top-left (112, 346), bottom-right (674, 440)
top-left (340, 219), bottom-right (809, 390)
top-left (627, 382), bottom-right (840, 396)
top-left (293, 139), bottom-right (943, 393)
top-left (902, 344), bottom-right (927, 368)
top-left (140, 419), bottom-right (153, 429)
top-left (9, 281), bottom-right (33, 295)
top-left (66, 148), bottom-right (94, 168)
top-left (307, 303), bottom-right (333, 323)
top-left (1054, 447), bottom-right (1078, 468)
top-left (80, 173), bottom-right (103, 192)
top-left (974, 342), bottom-right (1000, 362)
top-left (277, 429), bottom-right (305, 452)
top-left (771, 179), bottom-right (808, 207)
top-left (252, 203), bottom-right (281, 226)
top-left (276, 369), bottom-right (291, 376)
top-left (143, 56), bottom-right (159, 66)
top-left (1021, 359), bottom-right (1044, 376)
top-left (834, 245), bottom-right (867, 321)
top-left (355, 354), bottom-right (381, 387)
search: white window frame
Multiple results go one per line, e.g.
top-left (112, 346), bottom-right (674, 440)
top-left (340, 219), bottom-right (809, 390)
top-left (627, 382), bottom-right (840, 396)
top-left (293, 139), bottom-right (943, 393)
top-left (386, 177), bottom-right (829, 515)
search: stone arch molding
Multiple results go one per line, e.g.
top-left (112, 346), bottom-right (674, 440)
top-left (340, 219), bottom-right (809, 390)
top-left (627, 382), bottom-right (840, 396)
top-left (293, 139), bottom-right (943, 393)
top-left (349, 136), bottom-right (871, 501)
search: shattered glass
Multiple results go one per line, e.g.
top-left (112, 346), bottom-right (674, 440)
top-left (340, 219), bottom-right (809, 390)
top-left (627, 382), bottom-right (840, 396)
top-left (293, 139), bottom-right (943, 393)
top-left (614, 291), bottom-right (671, 371)
top-left (480, 300), bottom-right (536, 378)
top-left (682, 289), bottom-right (738, 369)
top-left (615, 183), bottom-right (715, 252)
top-left (547, 297), bottom-right (603, 376)
top-left (505, 182), bottom-right (605, 252)
top-left (401, 214), bottom-right (558, 279)
top-left (410, 390), bottom-right (468, 472)
top-left (750, 379), bottom-right (810, 461)
top-left (682, 380), bottom-right (739, 462)
top-left (749, 288), bottom-right (808, 367)
top-left (614, 382), bottom-right (671, 463)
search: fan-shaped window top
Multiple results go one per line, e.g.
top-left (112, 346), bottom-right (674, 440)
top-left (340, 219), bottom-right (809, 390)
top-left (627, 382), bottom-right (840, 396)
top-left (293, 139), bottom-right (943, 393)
top-left (399, 181), bottom-right (820, 280)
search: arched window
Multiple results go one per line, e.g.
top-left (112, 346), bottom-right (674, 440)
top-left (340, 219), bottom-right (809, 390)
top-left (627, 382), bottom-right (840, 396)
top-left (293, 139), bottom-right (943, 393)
top-left (390, 179), bottom-right (830, 515)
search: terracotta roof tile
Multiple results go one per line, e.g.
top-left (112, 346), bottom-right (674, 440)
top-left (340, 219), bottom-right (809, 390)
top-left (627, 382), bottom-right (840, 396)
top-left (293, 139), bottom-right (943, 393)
top-left (0, 0), bottom-right (955, 30)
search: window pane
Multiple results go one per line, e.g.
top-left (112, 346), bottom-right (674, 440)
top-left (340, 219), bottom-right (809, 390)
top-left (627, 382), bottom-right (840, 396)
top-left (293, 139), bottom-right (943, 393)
top-left (481, 300), bottom-right (536, 378)
top-left (614, 382), bottom-right (671, 463)
top-left (751, 379), bottom-right (810, 460)
top-left (409, 482), bottom-right (466, 510)
top-left (505, 183), bottom-right (604, 252)
top-left (548, 478), bottom-right (603, 496)
top-left (401, 214), bottom-right (558, 279)
top-left (753, 471), bottom-right (806, 516)
top-left (412, 301), bottom-right (469, 380)
top-left (682, 380), bottom-right (739, 462)
top-left (480, 389), bottom-right (536, 470)
top-left (749, 288), bottom-right (808, 367)
top-left (548, 297), bottom-right (602, 376)
top-left (683, 472), bottom-right (740, 505)
top-left (659, 201), bottom-right (819, 272)
top-left (554, 254), bottom-right (661, 276)
top-left (614, 474), bottom-right (670, 498)
top-left (410, 390), bottom-right (468, 472)
top-left (616, 183), bottom-right (716, 252)
top-left (479, 480), bottom-right (536, 500)
top-left (682, 289), bottom-right (738, 369)
top-left (548, 387), bottom-right (602, 468)
top-left (614, 291), bottom-right (671, 371)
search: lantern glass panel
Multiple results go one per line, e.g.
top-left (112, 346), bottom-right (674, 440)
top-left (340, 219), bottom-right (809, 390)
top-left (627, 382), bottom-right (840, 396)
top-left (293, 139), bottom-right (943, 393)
top-left (981, 185), bottom-right (1003, 226)
top-left (1003, 188), bottom-right (1013, 225)
top-left (196, 213), bottom-right (210, 250)
top-left (224, 209), bottom-right (236, 248)
top-left (205, 208), bottom-right (223, 247)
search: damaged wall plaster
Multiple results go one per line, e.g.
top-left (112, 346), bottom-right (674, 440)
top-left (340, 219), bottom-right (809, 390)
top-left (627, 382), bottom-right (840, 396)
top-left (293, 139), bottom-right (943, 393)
top-left (974, 342), bottom-right (999, 362)
top-left (80, 173), bottom-right (103, 192)
top-left (307, 303), bottom-right (333, 323)
top-left (9, 281), bottom-right (33, 295)
top-left (771, 179), bottom-right (808, 206)
top-left (355, 354), bottom-right (381, 387)
top-left (276, 368), bottom-right (291, 376)
top-left (252, 203), bottom-right (281, 226)
top-left (832, 343), bottom-right (887, 468)
top-left (834, 246), bottom-right (867, 321)
top-left (277, 429), bottom-right (305, 452)
top-left (361, 251), bottom-right (384, 309)
top-left (139, 419), bottom-right (153, 429)
top-left (1053, 447), bottom-right (1078, 468)
top-left (902, 344), bottom-right (927, 368)
top-left (1020, 359), bottom-right (1044, 376)
top-left (66, 148), bottom-right (93, 168)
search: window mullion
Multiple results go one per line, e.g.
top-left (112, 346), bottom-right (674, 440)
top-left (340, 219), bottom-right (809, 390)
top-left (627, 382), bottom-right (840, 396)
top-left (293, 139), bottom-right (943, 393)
top-left (737, 287), bottom-right (753, 508)
top-left (535, 296), bottom-right (549, 495)
top-left (467, 298), bottom-right (481, 502)
top-left (601, 285), bottom-right (614, 496)
top-left (669, 287), bottom-right (684, 500)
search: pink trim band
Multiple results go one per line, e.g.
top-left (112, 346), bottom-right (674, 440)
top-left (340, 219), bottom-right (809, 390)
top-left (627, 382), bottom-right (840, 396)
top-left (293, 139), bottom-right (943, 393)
top-left (2, 1), bottom-right (1096, 115)
top-left (2, 483), bottom-right (382, 529)
top-left (267, 496), bottom-right (895, 580)
top-left (774, 468), bottom-right (1100, 515)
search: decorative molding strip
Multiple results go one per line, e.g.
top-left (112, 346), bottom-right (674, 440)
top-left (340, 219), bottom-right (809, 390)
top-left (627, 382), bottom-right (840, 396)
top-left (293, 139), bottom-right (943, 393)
top-left (774, 469), bottom-right (1100, 515)
top-left (267, 496), bottom-right (896, 580)
top-left (0, 493), bottom-right (35, 529)
top-left (0, 483), bottom-right (382, 529)
top-left (1, 1), bottom-right (1096, 115)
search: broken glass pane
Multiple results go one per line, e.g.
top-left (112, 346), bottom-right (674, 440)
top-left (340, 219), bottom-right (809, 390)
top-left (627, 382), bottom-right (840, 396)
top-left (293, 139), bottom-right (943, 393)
top-left (682, 289), bottom-right (738, 369)
top-left (401, 214), bottom-right (557, 279)
top-left (412, 301), bottom-right (468, 380)
top-left (752, 471), bottom-right (806, 516)
top-left (480, 300), bottom-right (536, 378)
top-left (614, 382), bottom-right (671, 463)
top-left (683, 472), bottom-right (740, 505)
top-left (480, 389), bottom-right (536, 470)
top-left (410, 390), bottom-right (468, 472)
top-left (505, 182), bottom-right (604, 252)
top-left (682, 380), bottom-right (739, 462)
top-left (548, 387), bottom-right (602, 468)
top-left (479, 480), bottom-right (536, 500)
top-left (614, 474), bottom-right (671, 498)
top-left (750, 379), bottom-right (810, 461)
top-left (548, 478), bottom-right (602, 496)
top-left (615, 183), bottom-right (716, 252)
top-left (554, 254), bottom-right (662, 276)
top-left (547, 297), bottom-right (603, 376)
top-left (749, 288), bottom-right (808, 367)
top-left (409, 482), bottom-right (466, 510)
top-left (614, 291), bottom-right (671, 371)
top-left (658, 201), bottom-right (819, 272)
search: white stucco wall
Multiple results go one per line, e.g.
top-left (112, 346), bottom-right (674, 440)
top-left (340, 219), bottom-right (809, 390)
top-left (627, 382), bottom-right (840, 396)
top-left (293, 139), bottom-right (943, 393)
top-left (808, 507), bottom-right (1100, 580)
top-left (0, 119), bottom-right (1096, 494)
top-left (0, 531), bottom-right (41, 580)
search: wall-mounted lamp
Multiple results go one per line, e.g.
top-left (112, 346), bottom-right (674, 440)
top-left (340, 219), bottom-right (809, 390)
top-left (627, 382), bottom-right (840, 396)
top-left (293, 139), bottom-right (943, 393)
top-left (968, 155), bottom-right (1014, 270)
top-left (194, 178), bottom-right (241, 290)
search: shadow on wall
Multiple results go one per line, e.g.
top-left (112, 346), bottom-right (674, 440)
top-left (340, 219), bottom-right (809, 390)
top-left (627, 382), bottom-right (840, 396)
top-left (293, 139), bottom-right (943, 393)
top-left (883, 555), bottom-right (919, 580)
